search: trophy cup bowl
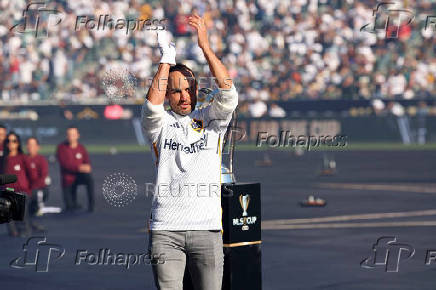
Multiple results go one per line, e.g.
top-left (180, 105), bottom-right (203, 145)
top-left (221, 164), bottom-right (235, 184)
top-left (196, 87), bottom-right (237, 184)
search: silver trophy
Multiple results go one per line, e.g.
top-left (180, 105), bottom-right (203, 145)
top-left (221, 110), bottom-right (237, 183)
top-left (197, 88), bottom-right (237, 183)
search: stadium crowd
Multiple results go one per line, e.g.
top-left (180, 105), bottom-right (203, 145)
top-left (0, 0), bottom-right (436, 108)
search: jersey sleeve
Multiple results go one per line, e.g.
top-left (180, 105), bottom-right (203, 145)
top-left (141, 99), bottom-right (166, 144)
top-left (198, 84), bottom-right (238, 132)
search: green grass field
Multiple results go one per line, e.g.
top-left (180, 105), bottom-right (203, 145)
top-left (37, 142), bottom-right (436, 155)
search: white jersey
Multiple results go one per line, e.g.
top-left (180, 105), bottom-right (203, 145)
top-left (141, 84), bottom-right (238, 230)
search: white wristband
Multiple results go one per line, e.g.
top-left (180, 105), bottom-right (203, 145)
top-left (160, 42), bottom-right (176, 65)
top-left (157, 31), bottom-right (176, 65)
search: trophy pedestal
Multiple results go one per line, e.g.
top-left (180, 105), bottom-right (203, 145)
top-left (222, 242), bottom-right (262, 290)
top-left (183, 182), bottom-right (262, 290)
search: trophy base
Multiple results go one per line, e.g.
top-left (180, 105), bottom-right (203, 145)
top-left (183, 182), bottom-right (262, 290)
top-left (222, 243), bottom-right (262, 290)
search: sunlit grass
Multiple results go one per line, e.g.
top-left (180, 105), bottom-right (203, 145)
top-left (36, 142), bottom-right (436, 155)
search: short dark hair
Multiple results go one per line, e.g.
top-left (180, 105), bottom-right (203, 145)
top-left (67, 125), bottom-right (78, 131)
top-left (0, 124), bottom-right (6, 130)
top-left (27, 136), bottom-right (39, 145)
top-left (168, 63), bottom-right (198, 93)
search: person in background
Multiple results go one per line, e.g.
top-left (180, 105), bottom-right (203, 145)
top-left (26, 137), bottom-right (50, 218)
top-left (1, 132), bottom-right (32, 237)
top-left (269, 103), bottom-right (287, 118)
top-left (248, 98), bottom-right (267, 118)
top-left (416, 101), bottom-right (428, 145)
top-left (56, 126), bottom-right (94, 213)
top-left (0, 124), bottom-right (7, 157)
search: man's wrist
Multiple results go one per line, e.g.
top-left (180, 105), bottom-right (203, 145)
top-left (201, 45), bottom-right (213, 55)
top-left (160, 53), bottom-right (176, 65)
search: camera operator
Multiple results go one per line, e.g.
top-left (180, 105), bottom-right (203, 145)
top-left (1, 132), bottom-right (32, 237)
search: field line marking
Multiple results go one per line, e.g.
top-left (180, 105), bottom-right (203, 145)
top-left (317, 183), bottom-right (436, 194)
top-left (262, 209), bottom-right (436, 225)
top-left (262, 220), bottom-right (436, 230)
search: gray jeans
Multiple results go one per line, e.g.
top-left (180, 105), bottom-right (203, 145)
top-left (147, 230), bottom-right (224, 290)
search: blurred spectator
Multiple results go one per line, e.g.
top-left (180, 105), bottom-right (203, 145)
top-left (387, 101), bottom-right (412, 144)
top-left (269, 103), bottom-right (286, 118)
top-left (56, 126), bottom-right (94, 212)
top-left (387, 69), bottom-right (407, 99)
top-left (416, 101), bottom-right (428, 144)
top-left (248, 98), bottom-right (267, 118)
top-left (25, 137), bottom-right (48, 230)
top-left (64, 110), bottom-right (74, 120)
top-left (371, 99), bottom-right (386, 116)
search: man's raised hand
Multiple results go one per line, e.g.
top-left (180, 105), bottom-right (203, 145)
top-left (188, 13), bottom-right (210, 51)
top-left (157, 30), bottom-right (176, 65)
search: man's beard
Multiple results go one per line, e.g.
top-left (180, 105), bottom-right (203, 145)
top-left (173, 104), bottom-right (193, 116)
top-left (171, 101), bottom-right (196, 116)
